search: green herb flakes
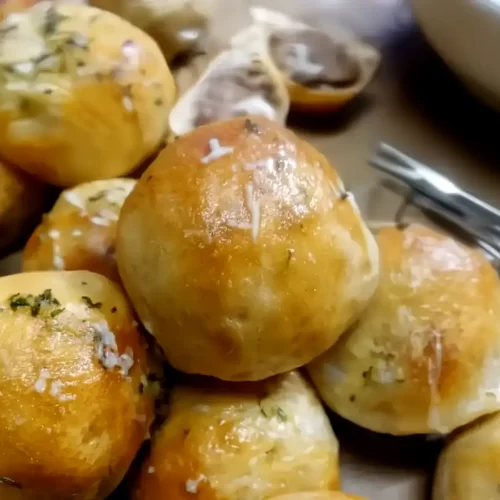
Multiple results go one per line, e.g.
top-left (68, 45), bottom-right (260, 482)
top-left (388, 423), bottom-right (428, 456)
top-left (81, 296), bottom-right (102, 309)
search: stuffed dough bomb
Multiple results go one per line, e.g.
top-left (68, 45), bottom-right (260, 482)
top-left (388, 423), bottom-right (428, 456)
top-left (0, 271), bottom-right (157, 499)
top-left (23, 178), bottom-right (136, 282)
top-left (0, 1), bottom-right (176, 187)
top-left (249, 7), bottom-right (381, 114)
top-left (116, 116), bottom-right (379, 381)
top-left (132, 371), bottom-right (340, 500)
top-left (0, 159), bottom-right (48, 254)
top-left (433, 412), bottom-right (500, 500)
top-left (308, 224), bottom-right (500, 435)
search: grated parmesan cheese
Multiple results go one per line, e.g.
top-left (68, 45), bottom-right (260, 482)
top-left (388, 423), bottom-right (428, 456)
top-left (121, 40), bottom-right (141, 67)
top-left (122, 96), bottom-right (134, 112)
top-left (14, 61), bottom-right (35, 75)
top-left (90, 216), bottom-right (110, 226)
top-left (49, 380), bottom-right (76, 401)
top-left (287, 43), bottom-right (324, 76)
top-left (93, 321), bottom-right (134, 376)
top-left (245, 183), bottom-right (261, 242)
top-left (34, 368), bottom-right (50, 393)
top-left (48, 229), bottom-right (60, 240)
top-left (185, 475), bottom-right (207, 494)
top-left (147, 466), bottom-right (156, 474)
top-left (48, 230), bottom-right (65, 270)
top-left (201, 138), bottom-right (234, 164)
top-left (72, 229), bottom-right (83, 237)
top-left (98, 209), bottom-right (119, 221)
top-left (64, 190), bottom-right (87, 211)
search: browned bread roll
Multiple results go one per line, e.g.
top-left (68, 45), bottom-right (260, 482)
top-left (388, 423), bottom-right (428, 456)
top-left (132, 371), bottom-right (340, 500)
top-left (116, 116), bottom-right (379, 381)
top-left (0, 159), bottom-right (48, 254)
top-left (308, 224), bottom-right (500, 435)
top-left (0, 270), bottom-right (157, 499)
top-left (0, 1), bottom-right (176, 187)
top-left (23, 178), bottom-right (136, 282)
top-left (433, 412), bottom-right (500, 499)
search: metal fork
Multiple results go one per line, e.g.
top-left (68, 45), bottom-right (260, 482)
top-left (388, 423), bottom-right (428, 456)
top-left (369, 143), bottom-right (500, 265)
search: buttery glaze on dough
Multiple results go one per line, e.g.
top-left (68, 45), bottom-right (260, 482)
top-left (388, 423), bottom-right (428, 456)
top-left (309, 224), bottom-right (500, 435)
top-left (0, 271), bottom-right (156, 500)
top-left (433, 412), bottom-right (500, 499)
top-left (0, 1), bottom-right (176, 186)
top-left (23, 178), bottom-right (136, 282)
top-left (132, 371), bottom-right (340, 500)
top-left (117, 116), bottom-right (379, 381)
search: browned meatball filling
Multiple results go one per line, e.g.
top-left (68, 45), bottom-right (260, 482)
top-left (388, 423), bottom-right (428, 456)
top-left (269, 29), bottom-right (360, 89)
top-left (193, 60), bottom-right (282, 127)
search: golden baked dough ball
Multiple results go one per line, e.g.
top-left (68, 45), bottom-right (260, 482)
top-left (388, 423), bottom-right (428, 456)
top-left (433, 412), bottom-right (500, 499)
top-left (0, 159), bottom-right (48, 253)
top-left (23, 178), bottom-right (136, 282)
top-left (89, 0), bottom-right (212, 63)
top-left (308, 224), bottom-right (500, 435)
top-left (0, 1), bottom-right (176, 187)
top-left (116, 116), bottom-right (379, 381)
top-left (132, 371), bottom-right (340, 500)
top-left (271, 493), bottom-right (366, 500)
top-left (0, 270), bottom-right (157, 499)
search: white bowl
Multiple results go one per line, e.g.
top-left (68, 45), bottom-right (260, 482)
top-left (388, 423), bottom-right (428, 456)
top-left (411, 0), bottom-right (500, 109)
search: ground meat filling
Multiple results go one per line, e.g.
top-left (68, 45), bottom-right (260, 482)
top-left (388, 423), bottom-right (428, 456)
top-left (269, 29), bottom-right (361, 89)
top-left (193, 60), bottom-right (282, 127)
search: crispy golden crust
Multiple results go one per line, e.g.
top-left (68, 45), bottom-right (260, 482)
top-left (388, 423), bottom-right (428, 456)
top-left (23, 178), bottom-right (136, 282)
top-left (271, 493), bottom-right (366, 500)
top-left (132, 371), bottom-right (339, 500)
top-left (0, 271), bottom-right (155, 499)
top-left (433, 412), bottom-right (500, 499)
top-left (116, 116), bottom-right (379, 381)
top-left (0, 159), bottom-right (47, 253)
top-left (308, 224), bottom-right (500, 435)
top-left (0, 1), bottom-right (176, 187)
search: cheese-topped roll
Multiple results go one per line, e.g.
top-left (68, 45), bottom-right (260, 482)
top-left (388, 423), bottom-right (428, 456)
top-left (23, 178), bottom-right (136, 282)
top-left (309, 224), bottom-right (500, 435)
top-left (117, 116), bottom-right (379, 381)
top-left (433, 412), bottom-right (500, 500)
top-left (0, 159), bottom-right (47, 254)
top-left (132, 371), bottom-right (340, 500)
top-left (0, 1), bottom-right (176, 186)
top-left (0, 271), bottom-right (158, 499)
